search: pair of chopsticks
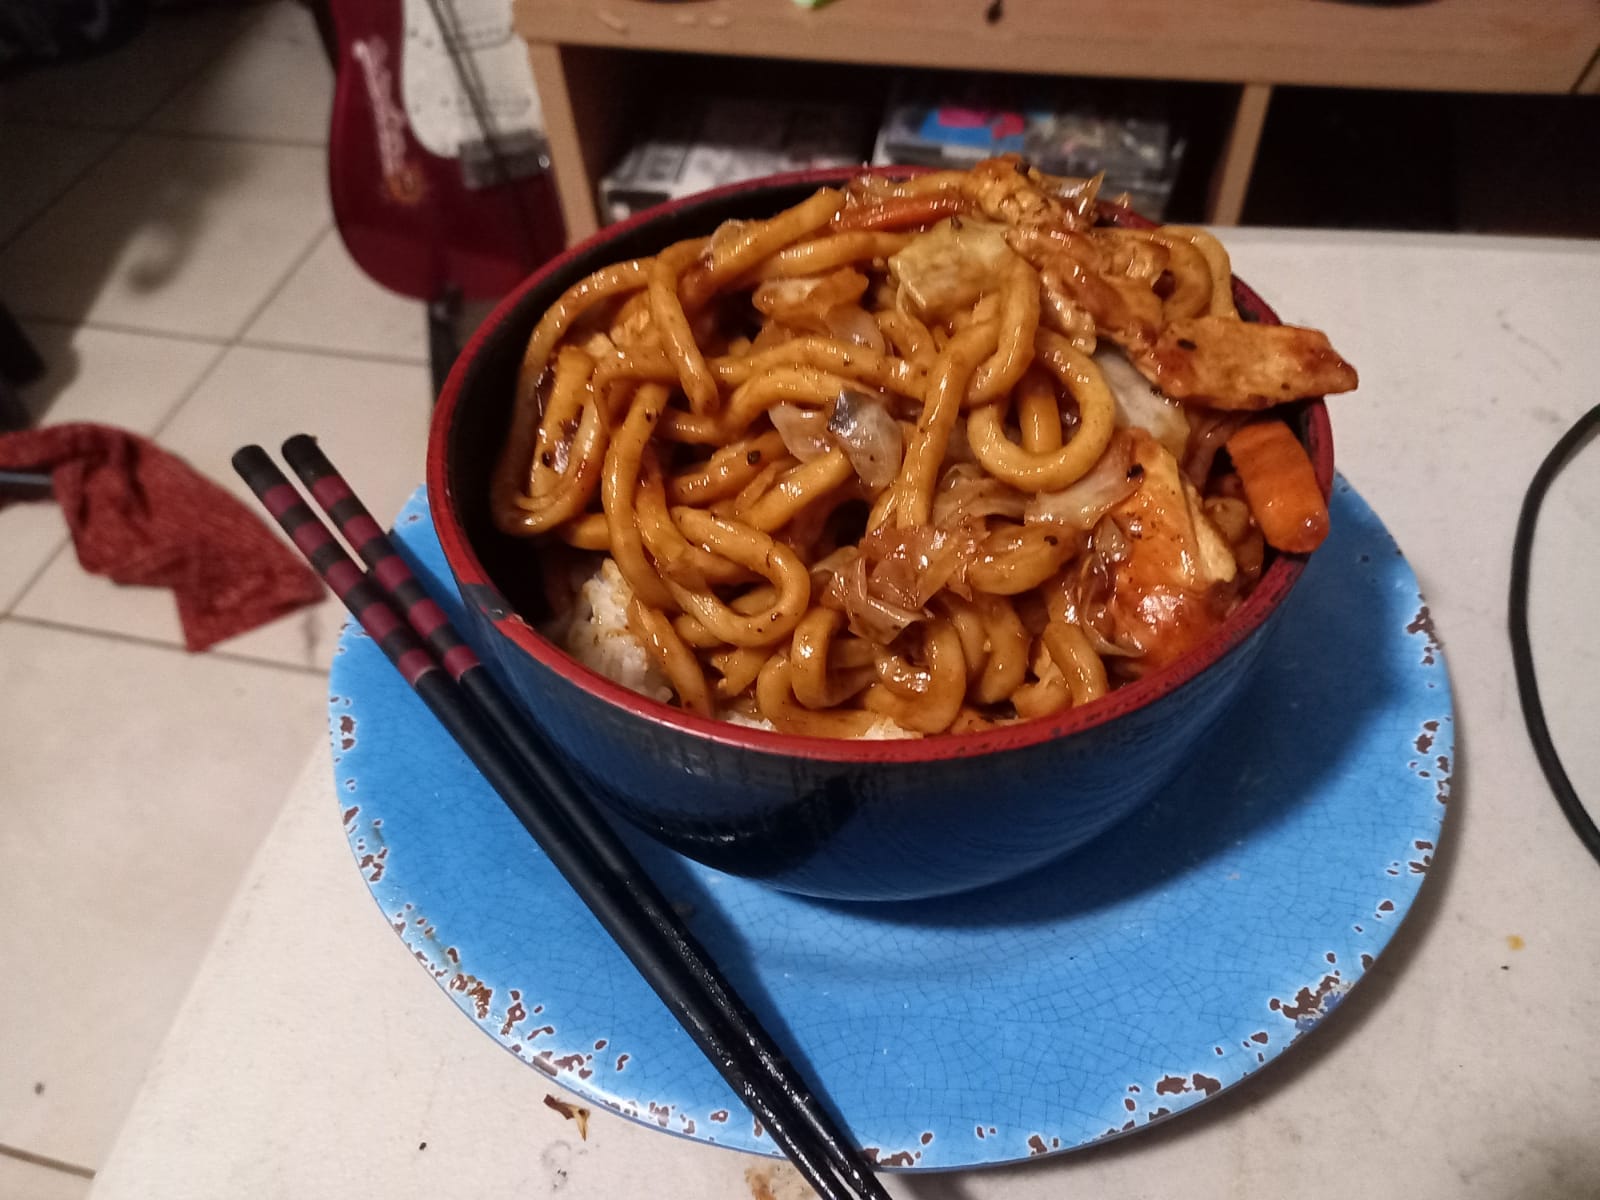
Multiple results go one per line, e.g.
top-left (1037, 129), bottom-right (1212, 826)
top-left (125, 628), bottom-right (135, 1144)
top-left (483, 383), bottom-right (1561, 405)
top-left (233, 437), bottom-right (888, 1200)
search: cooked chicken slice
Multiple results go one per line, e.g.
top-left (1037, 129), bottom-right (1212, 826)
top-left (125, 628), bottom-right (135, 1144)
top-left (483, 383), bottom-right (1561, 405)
top-left (963, 154), bottom-right (1096, 235)
top-left (1099, 430), bottom-right (1238, 669)
top-left (1132, 316), bottom-right (1359, 410)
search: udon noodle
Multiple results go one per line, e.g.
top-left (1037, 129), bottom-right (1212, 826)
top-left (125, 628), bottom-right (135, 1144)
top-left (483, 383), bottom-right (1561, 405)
top-left (492, 156), bottom-right (1358, 737)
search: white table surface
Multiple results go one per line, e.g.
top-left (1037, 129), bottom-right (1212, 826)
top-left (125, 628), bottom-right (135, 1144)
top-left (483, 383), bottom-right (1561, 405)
top-left (90, 230), bottom-right (1600, 1200)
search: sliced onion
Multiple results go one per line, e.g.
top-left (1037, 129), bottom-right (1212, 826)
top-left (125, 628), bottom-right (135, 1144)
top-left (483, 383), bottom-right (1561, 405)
top-left (828, 389), bottom-right (902, 489)
top-left (1044, 170), bottom-right (1102, 223)
top-left (828, 554), bottom-right (924, 643)
top-left (859, 520), bottom-right (986, 611)
top-left (769, 403), bottom-right (833, 462)
top-left (1183, 476), bottom-right (1238, 585)
top-left (933, 463), bottom-right (1029, 525)
top-left (1181, 409), bottom-right (1249, 487)
top-left (1095, 347), bottom-right (1190, 460)
top-left (824, 305), bottom-right (887, 354)
top-left (856, 592), bottom-right (925, 643)
top-left (706, 218), bottom-right (748, 262)
top-left (1092, 515), bottom-right (1131, 564)
top-left (1084, 617), bottom-right (1144, 659)
top-left (549, 434), bottom-right (572, 476)
top-left (941, 416), bottom-right (978, 466)
top-left (1024, 433), bottom-right (1136, 530)
top-left (753, 274), bottom-right (822, 312)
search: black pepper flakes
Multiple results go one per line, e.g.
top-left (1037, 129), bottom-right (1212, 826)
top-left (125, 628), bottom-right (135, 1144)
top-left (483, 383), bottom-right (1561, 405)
top-left (746, 450), bottom-right (762, 465)
top-left (1176, 338), bottom-right (1197, 351)
top-left (1127, 463), bottom-right (1145, 481)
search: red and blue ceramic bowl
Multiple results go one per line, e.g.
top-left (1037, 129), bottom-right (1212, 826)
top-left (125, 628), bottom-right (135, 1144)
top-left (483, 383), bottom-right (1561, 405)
top-left (426, 170), bottom-right (1334, 902)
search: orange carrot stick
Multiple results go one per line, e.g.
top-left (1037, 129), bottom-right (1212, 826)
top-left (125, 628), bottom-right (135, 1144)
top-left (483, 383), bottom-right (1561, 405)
top-left (831, 191), bottom-right (972, 233)
top-left (1225, 419), bottom-right (1329, 553)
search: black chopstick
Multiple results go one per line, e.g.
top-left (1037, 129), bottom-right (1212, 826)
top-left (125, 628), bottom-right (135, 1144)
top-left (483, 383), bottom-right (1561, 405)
top-left (276, 432), bottom-right (866, 1175)
top-left (232, 442), bottom-right (887, 1200)
top-left (278, 432), bottom-right (865, 1161)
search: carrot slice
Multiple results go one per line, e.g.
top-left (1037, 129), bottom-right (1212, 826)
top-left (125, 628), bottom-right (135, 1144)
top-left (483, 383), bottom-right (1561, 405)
top-left (1225, 419), bottom-right (1328, 553)
top-left (831, 191), bottom-right (972, 233)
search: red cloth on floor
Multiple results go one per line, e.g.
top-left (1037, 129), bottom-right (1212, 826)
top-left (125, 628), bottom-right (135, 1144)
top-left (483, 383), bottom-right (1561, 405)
top-left (0, 423), bottom-right (323, 651)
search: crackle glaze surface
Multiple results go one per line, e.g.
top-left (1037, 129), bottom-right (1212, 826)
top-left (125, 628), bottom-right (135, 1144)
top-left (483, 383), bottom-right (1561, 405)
top-left (327, 479), bottom-right (1451, 1169)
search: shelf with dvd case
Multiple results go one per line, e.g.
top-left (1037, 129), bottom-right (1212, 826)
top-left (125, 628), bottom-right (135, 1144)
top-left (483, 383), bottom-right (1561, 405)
top-left (871, 76), bottom-right (1185, 221)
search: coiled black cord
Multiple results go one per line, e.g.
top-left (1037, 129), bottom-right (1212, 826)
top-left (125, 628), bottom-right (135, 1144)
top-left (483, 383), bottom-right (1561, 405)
top-left (1508, 403), bottom-right (1600, 867)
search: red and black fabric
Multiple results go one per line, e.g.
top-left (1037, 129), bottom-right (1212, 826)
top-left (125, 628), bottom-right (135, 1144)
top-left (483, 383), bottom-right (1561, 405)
top-left (0, 422), bottom-right (323, 650)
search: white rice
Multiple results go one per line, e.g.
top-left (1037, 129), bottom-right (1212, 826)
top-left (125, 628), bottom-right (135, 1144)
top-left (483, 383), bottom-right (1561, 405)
top-left (553, 559), bottom-right (674, 705)
top-left (553, 558), bottom-right (917, 738)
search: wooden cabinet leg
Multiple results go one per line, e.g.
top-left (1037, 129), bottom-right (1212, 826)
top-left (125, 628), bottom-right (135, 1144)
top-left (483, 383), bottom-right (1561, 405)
top-left (1576, 45), bottom-right (1600, 92)
top-left (527, 42), bottom-right (625, 244)
top-left (1207, 82), bottom-right (1273, 227)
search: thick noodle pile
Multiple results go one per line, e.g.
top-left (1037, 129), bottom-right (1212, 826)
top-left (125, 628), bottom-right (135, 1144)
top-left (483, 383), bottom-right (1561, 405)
top-left (491, 156), bottom-right (1358, 737)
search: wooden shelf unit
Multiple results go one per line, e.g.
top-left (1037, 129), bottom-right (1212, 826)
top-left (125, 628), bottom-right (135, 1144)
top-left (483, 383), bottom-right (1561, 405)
top-left (515, 0), bottom-right (1600, 243)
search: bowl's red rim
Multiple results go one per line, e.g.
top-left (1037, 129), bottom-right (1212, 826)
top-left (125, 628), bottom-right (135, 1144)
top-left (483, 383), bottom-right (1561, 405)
top-left (427, 166), bottom-right (1334, 765)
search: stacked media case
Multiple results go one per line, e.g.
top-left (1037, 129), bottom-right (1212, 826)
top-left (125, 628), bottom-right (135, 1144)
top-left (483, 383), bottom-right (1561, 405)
top-left (596, 76), bottom-right (1187, 225)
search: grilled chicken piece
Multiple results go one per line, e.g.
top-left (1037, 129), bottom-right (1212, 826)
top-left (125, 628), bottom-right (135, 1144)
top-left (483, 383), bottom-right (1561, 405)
top-left (1048, 256), bottom-right (1163, 350)
top-left (1099, 430), bottom-right (1238, 669)
top-left (1132, 316), bottom-right (1359, 410)
top-left (964, 154), bottom-right (1096, 235)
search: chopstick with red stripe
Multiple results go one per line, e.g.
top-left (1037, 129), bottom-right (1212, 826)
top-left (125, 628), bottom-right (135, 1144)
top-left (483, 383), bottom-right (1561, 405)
top-left (276, 433), bottom-right (885, 1196)
top-left (230, 443), bottom-right (886, 1200)
top-left (280, 435), bottom-right (481, 681)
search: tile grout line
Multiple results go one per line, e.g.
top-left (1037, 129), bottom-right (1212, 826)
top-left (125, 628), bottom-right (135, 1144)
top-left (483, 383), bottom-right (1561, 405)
top-left (24, 296), bottom-right (434, 369)
top-left (11, 316), bottom-right (434, 371)
top-left (232, 222), bottom-right (340, 348)
top-left (128, 125), bottom-right (328, 151)
top-left (130, 2), bottom-right (328, 153)
top-left (125, 1), bottom-right (274, 137)
top-left (0, 1142), bottom-right (95, 1180)
top-left (147, 206), bottom-right (335, 442)
top-left (16, 314), bottom-right (229, 347)
top-left (235, 334), bottom-right (430, 368)
top-left (0, 4), bottom-right (267, 258)
top-left (0, 118), bottom-right (318, 150)
top-left (143, 340), bottom-right (232, 442)
top-left (3, 328), bottom-right (233, 616)
top-left (3, 614), bottom-right (333, 679)
top-left (0, 126), bottom-right (134, 257)
top-left (3, 3), bottom-right (394, 667)
top-left (0, 537), bottom-right (76, 621)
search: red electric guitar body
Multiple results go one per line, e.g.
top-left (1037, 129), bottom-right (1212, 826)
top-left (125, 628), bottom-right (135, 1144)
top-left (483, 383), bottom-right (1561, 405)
top-left (323, 0), bottom-right (565, 303)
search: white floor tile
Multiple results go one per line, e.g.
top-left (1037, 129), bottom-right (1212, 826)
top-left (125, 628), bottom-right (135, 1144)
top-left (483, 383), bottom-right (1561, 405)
top-left (0, 124), bottom-right (118, 247)
top-left (147, 1), bottom-right (332, 145)
top-left (0, 323), bottom-right (221, 613)
top-left (0, 133), bottom-right (328, 337)
top-left (0, 619), bottom-right (326, 1169)
top-left (0, 7), bottom-right (252, 130)
top-left (12, 345), bottom-right (433, 669)
top-left (243, 228), bottom-right (430, 361)
top-left (0, 1155), bottom-right (91, 1200)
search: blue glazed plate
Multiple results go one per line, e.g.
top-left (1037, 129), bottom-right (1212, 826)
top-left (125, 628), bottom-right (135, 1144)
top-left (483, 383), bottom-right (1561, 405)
top-left (329, 477), bottom-right (1452, 1170)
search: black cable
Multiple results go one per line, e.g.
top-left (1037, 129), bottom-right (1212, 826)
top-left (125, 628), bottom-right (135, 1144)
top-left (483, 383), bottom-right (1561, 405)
top-left (1508, 402), bottom-right (1600, 867)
